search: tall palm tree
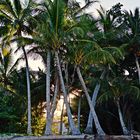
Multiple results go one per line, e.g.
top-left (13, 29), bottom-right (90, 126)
top-left (0, 0), bottom-right (37, 134)
top-left (33, 0), bottom-right (82, 135)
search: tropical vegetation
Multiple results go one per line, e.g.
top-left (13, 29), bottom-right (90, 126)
top-left (0, 0), bottom-right (140, 137)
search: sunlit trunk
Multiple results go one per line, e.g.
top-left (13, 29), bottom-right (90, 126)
top-left (45, 50), bottom-right (52, 135)
top-left (117, 100), bottom-right (129, 135)
top-left (22, 46), bottom-right (32, 135)
top-left (55, 51), bottom-right (81, 135)
top-left (85, 69), bottom-right (106, 134)
top-left (59, 101), bottom-right (65, 135)
top-left (76, 66), bottom-right (105, 135)
top-left (135, 56), bottom-right (140, 84)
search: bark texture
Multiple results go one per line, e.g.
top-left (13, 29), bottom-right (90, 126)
top-left (50, 77), bottom-right (58, 122)
top-left (45, 50), bottom-right (52, 135)
top-left (22, 46), bottom-right (32, 135)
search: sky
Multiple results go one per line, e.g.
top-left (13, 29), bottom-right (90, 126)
top-left (77, 0), bottom-right (140, 17)
top-left (96, 0), bottom-right (140, 10)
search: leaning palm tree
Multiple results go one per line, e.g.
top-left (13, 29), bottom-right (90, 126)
top-left (0, 0), bottom-right (37, 134)
top-left (67, 41), bottom-right (105, 135)
top-left (76, 66), bottom-right (105, 135)
top-left (84, 68), bottom-right (107, 134)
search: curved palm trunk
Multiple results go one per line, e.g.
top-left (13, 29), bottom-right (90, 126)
top-left (116, 101), bottom-right (129, 135)
top-left (55, 51), bottom-right (81, 135)
top-left (22, 46), bottom-right (32, 135)
top-left (45, 50), bottom-right (52, 135)
top-left (85, 69), bottom-right (106, 134)
top-left (135, 56), bottom-right (140, 84)
top-left (76, 66), bottom-right (105, 136)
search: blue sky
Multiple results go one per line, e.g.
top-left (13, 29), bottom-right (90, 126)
top-left (78, 0), bottom-right (140, 17)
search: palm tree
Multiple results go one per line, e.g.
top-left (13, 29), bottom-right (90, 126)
top-left (84, 4), bottom-right (125, 134)
top-left (67, 36), bottom-right (106, 135)
top-left (0, 0), bottom-right (37, 134)
top-left (33, 0), bottom-right (82, 135)
top-left (67, 14), bottom-right (124, 133)
top-left (98, 77), bottom-right (140, 135)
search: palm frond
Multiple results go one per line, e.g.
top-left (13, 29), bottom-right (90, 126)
top-left (2, 0), bottom-right (17, 18)
top-left (97, 91), bottom-right (113, 105)
top-left (90, 48), bottom-right (116, 64)
top-left (128, 85), bottom-right (140, 99)
top-left (103, 46), bottom-right (124, 60)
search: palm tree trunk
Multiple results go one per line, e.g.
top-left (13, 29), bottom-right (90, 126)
top-left (60, 101), bottom-right (65, 135)
top-left (55, 51), bottom-right (81, 135)
top-left (116, 100), bottom-right (129, 135)
top-left (64, 62), bottom-right (71, 133)
top-left (85, 69), bottom-right (106, 134)
top-left (22, 46), bottom-right (32, 135)
top-left (50, 77), bottom-right (58, 123)
top-left (135, 56), bottom-right (140, 84)
top-left (77, 96), bottom-right (82, 130)
top-left (45, 50), bottom-right (52, 135)
top-left (76, 66), bottom-right (105, 135)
